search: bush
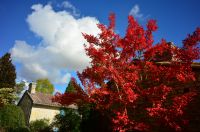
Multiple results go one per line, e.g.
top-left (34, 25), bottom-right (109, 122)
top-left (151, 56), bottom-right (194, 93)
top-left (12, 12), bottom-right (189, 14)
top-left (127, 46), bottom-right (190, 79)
top-left (0, 88), bottom-right (16, 106)
top-left (0, 105), bottom-right (26, 129)
top-left (29, 119), bottom-right (50, 132)
top-left (8, 126), bottom-right (30, 132)
top-left (52, 108), bottom-right (81, 132)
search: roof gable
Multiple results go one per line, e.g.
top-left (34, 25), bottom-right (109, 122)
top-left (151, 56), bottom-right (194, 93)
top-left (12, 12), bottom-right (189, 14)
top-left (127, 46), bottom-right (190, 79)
top-left (18, 91), bottom-right (61, 108)
top-left (27, 92), bottom-right (61, 107)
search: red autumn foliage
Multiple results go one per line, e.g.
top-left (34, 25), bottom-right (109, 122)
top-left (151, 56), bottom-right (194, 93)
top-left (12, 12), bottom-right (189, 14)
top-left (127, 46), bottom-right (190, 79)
top-left (53, 14), bottom-right (200, 131)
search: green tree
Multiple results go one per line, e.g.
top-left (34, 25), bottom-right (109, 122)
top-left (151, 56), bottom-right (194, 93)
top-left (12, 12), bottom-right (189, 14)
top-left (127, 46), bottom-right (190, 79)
top-left (0, 105), bottom-right (26, 130)
top-left (52, 108), bottom-right (81, 132)
top-left (0, 53), bottom-right (17, 106)
top-left (36, 78), bottom-right (54, 94)
top-left (65, 78), bottom-right (78, 93)
top-left (15, 81), bottom-right (25, 94)
top-left (0, 53), bottom-right (16, 88)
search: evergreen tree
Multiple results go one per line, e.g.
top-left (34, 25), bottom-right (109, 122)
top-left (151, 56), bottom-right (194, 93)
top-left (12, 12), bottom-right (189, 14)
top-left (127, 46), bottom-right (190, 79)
top-left (0, 53), bottom-right (16, 105)
top-left (65, 78), bottom-right (82, 93)
top-left (65, 79), bottom-right (76, 93)
top-left (0, 53), bottom-right (16, 88)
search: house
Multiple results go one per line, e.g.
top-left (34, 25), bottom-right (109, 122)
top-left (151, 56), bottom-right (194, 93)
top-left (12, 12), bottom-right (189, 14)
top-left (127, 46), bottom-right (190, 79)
top-left (17, 83), bottom-right (77, 126)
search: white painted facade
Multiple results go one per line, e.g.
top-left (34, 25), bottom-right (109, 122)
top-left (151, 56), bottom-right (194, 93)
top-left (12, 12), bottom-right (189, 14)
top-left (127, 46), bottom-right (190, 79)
top-left (29, 105), bottom-right (60, 123)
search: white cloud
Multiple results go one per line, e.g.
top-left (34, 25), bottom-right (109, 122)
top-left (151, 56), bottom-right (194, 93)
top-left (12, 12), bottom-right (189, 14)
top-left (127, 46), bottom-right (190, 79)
top-left (11, 3), bottom-right (100, 84)
top-left (129, 4), bottom-right (143, 19)
top-left (60, 1), bottom-right (79, 17)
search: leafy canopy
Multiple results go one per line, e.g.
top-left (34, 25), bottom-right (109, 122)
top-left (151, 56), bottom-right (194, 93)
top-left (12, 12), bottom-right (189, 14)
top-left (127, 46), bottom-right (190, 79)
top-left (54, 14), bottom-right (200, 131)
top-left (52, 108), bottom-right (81, 132)
top-left (0, 88), bottom-right (17, 106)
top-left (36, 78), bottom-right (54, 94)
top-left (29, 119), bottom-right (49, 132)
top-left (15, 81), bottom-right (25, 94)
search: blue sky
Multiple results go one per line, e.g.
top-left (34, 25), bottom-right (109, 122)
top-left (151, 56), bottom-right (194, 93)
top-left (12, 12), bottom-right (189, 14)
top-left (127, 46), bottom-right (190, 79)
top-left (0, 0), bottom-right (199, 93)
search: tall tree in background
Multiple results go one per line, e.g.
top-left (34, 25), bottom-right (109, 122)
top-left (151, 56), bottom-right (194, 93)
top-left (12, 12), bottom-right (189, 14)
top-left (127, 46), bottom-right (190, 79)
top-left (36, 78), bottom-right (54, 94)
top-left (0, 53), bottom-right (16, 105)
top-left (54, 14), bottom-right (200, 131)
top-left (15, 81), bottom-right (25, 94)
top-left (65, 78), bottom-right (80, 93)
top-left (0, 53), bottom-right (16, 88)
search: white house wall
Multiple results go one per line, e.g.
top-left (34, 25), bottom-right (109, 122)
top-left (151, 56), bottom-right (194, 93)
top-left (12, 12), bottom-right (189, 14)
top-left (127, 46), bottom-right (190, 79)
top-left (29, 105), bottom-right (60, 123)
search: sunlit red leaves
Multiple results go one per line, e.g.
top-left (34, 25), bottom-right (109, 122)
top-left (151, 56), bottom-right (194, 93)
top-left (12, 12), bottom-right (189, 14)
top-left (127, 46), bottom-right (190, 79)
top-left (147, 20), bottom-right (158, 32)
top-left (180, 27), bottom-right (200, 62)
top-left (171, 92), bottom-right (196, 116)
top-left (144, 19), bottom-right (158, 49)
top-left (123, 83), bottom-right (138, 103)
top-left (147, 92), bottom-right (196, 131)
top-left (113, 110), bottom-right (149, 132)
top-left (112, 111), bottom-right (131, 132)
top-left (108, 13), bottom-right (115, 30)
top-left (176, 66), bottom-right (195, 82)
top-left (144, 39), bottom-right (173, 61)
top-left (183, 27), bottom-right (200, 48)
top-left (54, 14), bottom-right (200, 131)
top-left (82, 33), bottom-right (99, 44)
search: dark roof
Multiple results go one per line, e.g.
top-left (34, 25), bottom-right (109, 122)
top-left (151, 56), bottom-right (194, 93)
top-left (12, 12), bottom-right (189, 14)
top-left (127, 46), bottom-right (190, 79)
top-left (27, 92), bottom-right (61, 107)
top-left (156, 61), bottom-right (200, 69)
top-left (18, 91), bottom-right (77, 109)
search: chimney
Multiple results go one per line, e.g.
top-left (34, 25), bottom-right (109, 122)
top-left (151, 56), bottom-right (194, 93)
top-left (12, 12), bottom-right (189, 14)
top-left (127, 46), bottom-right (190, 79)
top-left (28, 82), bottom-right (36, 94)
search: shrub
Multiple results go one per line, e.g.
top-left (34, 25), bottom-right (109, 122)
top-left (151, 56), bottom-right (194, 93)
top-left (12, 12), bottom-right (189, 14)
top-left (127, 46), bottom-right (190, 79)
top-left (52, 108), bottom-right (81, 132)
top-left (0, 88), bottom-right (16, 106)
top-left (29, 119), bottom-right (50, 132)
top-left (8, 126), bottom-right (30, 132)
top-left (0, 105), bottom-right (26, 129)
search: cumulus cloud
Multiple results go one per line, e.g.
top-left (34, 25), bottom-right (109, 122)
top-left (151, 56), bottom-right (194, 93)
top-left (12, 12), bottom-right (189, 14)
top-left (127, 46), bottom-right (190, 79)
top-left (11, 3), bottom-right (100, 84)
top-left (129, 4), bottom-right (143, 19)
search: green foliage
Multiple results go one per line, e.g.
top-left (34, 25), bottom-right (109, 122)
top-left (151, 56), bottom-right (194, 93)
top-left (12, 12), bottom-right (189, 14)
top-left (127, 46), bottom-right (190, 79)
top-left (15, 82), bottom-right (25, 94)
top-left (52, 104), bottom-right (112, 132)
top-left (0, 53), bottom-right (16, 88)
top-left (65, 79), bottom-right (77, 93)
top-left (78, 103), bottom-right (92, 121)
top-left (29, 119), bottom-right (50, 132)
top-left (0, 88), bottom-right (16, 106)
top-left (0, 53), bottom-right (16, 106)
top-left (0, 105), bottom-right (26, 130)
top-left (7, 126), bottom-right (30, 132)
top-left (52, 108), bottom-right (81, 132)
top-left (0, 127), bottom-right (30, 132)
top-left (36, 78), bottom-right (54, 94)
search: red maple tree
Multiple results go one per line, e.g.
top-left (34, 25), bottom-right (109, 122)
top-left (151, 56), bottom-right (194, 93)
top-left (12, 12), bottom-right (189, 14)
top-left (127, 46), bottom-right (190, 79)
top-left (54, 14), bottom-right (200, 131)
